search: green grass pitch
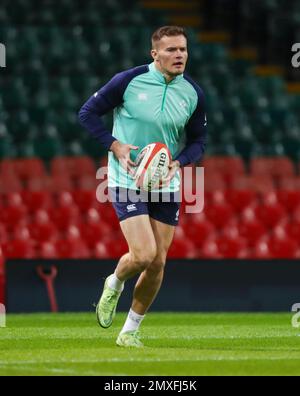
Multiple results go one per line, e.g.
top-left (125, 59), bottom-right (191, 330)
top-left (0, 312), bottom-right (300, 376)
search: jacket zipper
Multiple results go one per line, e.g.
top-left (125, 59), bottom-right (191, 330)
top-left (161, 83), bottom-right (169, 112)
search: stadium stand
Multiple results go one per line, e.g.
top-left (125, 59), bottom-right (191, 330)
top-left (0, 0), bottom-right (300, 259)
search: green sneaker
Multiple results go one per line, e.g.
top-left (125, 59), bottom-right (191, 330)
top-left (116, 331), bottom-right (144, 348)
top-left (96, 276), bottom-right (122, 329)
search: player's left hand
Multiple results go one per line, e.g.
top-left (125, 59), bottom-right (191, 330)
top-left (160, 160), bottom-right (181, 188)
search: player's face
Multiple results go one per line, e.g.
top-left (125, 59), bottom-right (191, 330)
top-left (151, 35), bottom-right (188, 79)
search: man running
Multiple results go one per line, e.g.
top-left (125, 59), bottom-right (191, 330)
top-left (79, 26), bottom-right (207, 347)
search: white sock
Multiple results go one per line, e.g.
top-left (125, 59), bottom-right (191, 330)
top-left (120, 309), bottom-right (145, 335)
top-left (107, 272), bottom-right (124, 292)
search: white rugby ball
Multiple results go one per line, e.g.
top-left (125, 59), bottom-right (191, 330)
top-left (133, 142), bottom-right (172, 191)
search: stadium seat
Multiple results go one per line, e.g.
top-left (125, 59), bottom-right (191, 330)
top-left (250, 157), bottom-right (274, 176)
top-left (73, 190), bottom-right (98, 213)
top-left (201, 238), bottom-right (222, 259)
top-left (15, 158), bottom-right (46, 180)
top-left (48, 174), bottom-right (74, 192)
top-left (0, 194), bottom-right (28, 230)
top-left (94, 242), bottom-right (110, 259)
top-left (50, 195), bottom-right (80, 231)
top-left (278, 176), bottom-right (300, 190)
top-left (232, 175), bottom-right (275, 194)
top-left (225, 189), bottom-right (258, 213)
top-left (253, 239), bottom-right (272, 259)
top-left (38, 242), bottom-right (58, 259)
top-left (216, 232), bottom-right (248, 259)
top-left (103, 237), bottom-right (128, 259)
top-left (205, 200), bottom-right (234, 229)
top-left (283, 221), bottom-right (300, 243)
top-left (276, 190), bottom-right (300, 212)
top-left (183, 213), bottom-right (216, 247)
top-left (55, 226), bottom-right (90, 259)
top-left (272, 157), bottom-right (295, 178)
top-left (0, 173), bottom-right (22, 194)
top-left (22, 191), bottom-right (53, 213)
top-left (239, 208), bottom-right (267, 247)
top-left (97, 203), bottom-right (120, 230)
top-left (167, 238), bottom-right (197, 259)
top-left (2, 239), bottom-right (36, 259)
top-left (0, 224), bottom-right (8, 244)
top-left (204, 172), bottom-right (226, 192)
top-left (255, 192), bottom-right (287, 228)
top-left (28, 210), bottom-right (58, 243)
top-left (269, 227), bottom-right (299, 258)
top-left (80, 218), bottom-right (112, 250)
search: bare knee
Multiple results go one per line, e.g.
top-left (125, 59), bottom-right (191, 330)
top-left (146, 254), bottom-right (167, 275)
top-left (130, 245), bottom-right (157, 271)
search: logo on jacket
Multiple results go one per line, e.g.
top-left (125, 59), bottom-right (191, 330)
top-left (138, 93), bottom-right (148, 101)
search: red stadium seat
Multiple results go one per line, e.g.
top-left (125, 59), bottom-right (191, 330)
top-left (103, 237), bottom-right (128, 259)
top-left (48, 175), bottom-right (74, 192)
top-left (51, 157), bottom-right (73, 176)
top-left (272, 157), bottom-right (295, 178)
top-left (29, 210), bottom-right (58, 243)
top-left (77, 175), bottom-right (98, 190)
top-left (203, 156), bottom-right (245, 176)
top-left (55, 226), bottom-right (90, 258)
top-left (0, 224), bottom-right (8, 244)
top-left (205, 200), bottom-right (234, 228)
top-left (255, 192), bottom-right (287, 228)
top-left (204, 172), bottom-right (226, 192)
top-left (0, 174), bottom-right (22, 194)
top-left (38, 242), bottom-right (58, 259)
top-left (201, 238), bottom-right (222, 259)
top-left (216, 234), bottom-right (248, 259)
top-left (278, 176), bottom-right (300, 190)
top-left (3, 239), bottom-right (36, 259)
top-left (183, 213), bottom-right (216, 247)
top-left (22, 191), bottom-right (53, 213)
top-left (167, 238), bottom-right (197, 259)
top-left (0, 194), bottom-right (28, 229)
top-left (269, 227), bottom-right (299, 258)
top-left (250, 157), bottom-right (273, 176)
top-left (80, 221), bottom-right (112, 249)
top-left (13, 226), bottom-right (32, 241)
top-left (51, 156), bottom-right (96, 177)
top-left (15, 158), bottom-right (46, 180)
top-left (73, 190), bottom-right (98, 213)
top-left (284, 221), bottom-right (300, 242)
top-left (94, 242), bottom-right (110, 259)
top-left (277, 190), bottom-right (300, 213)
top-left (50, 205), bottom-right (80, 231)
top-left (71, 156), bottom-right (96, 177)
top-left (232, 175), bottom-right (275, 194)
top-left (0, 159), bottom-right (16, 176)
top-left (239, 209), bottom-right (267, 247)
top-left (225, 189), bottom-right (258, 213)
top-left (98, 203), bottom-right (120, 230)
top-left (253, 238), bottom-right (272, 259)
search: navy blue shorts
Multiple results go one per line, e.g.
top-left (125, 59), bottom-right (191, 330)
top-left (109, 187), bottom-right (181, 226)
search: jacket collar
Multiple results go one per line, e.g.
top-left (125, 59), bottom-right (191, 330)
top-left (149, 62), bottom-right (184, 84)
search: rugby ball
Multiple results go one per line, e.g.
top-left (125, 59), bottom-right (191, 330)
top-left (133, 142), bottom-right (172, 191)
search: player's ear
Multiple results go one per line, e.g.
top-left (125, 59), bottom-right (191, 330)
top-left (151, 49), bottom-right (157, 60)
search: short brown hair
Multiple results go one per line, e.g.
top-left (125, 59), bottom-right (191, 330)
top-left (151, 26), bottom-right (187, 48)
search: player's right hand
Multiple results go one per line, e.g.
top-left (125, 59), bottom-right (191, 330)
top-left (110, 141), bottom-right (139, 176)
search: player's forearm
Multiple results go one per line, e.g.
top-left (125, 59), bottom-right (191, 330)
top-left (78, 100), bottom-right (117, 151)
top-left (175, 137), bottom-right (206, 167)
